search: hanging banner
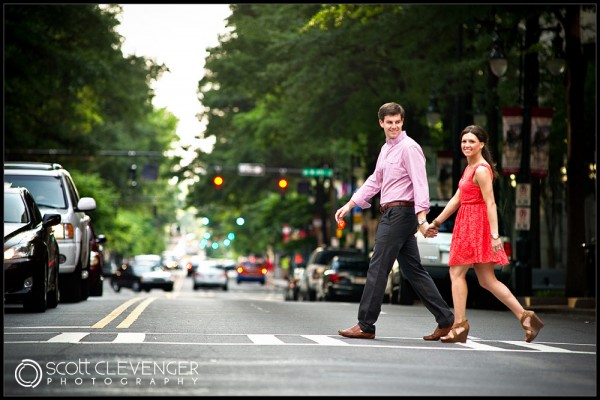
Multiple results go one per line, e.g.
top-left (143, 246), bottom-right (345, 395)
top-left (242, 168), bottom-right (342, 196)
top-left (501, 107), bottom-right (523, 175)
top-left (530, 107), bottom-right (553, 178)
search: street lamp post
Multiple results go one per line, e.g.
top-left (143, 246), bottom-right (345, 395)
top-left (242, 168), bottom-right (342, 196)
top-left (490, 18), bottom-right (566, 296)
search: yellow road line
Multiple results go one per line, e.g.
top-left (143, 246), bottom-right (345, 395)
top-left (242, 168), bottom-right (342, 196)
top-left (91, 297), bottom-right (145, 329)
top-left (116, 297), bottom-right (157, 328)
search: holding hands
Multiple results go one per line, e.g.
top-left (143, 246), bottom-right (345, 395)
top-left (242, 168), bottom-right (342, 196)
top-left (420, 222), bottom-right (438, 238)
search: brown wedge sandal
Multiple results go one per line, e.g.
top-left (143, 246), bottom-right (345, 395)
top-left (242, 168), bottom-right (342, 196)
top-left (440, 320), bottom-right (470, 343)
top-left (521, 310), bottom-right (544, 343)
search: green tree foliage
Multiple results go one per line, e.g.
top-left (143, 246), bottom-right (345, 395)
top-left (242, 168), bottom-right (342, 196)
top-left (4, 4), bottom-right (178, 258)
top-left (190, 4), bottom-right (595, 293)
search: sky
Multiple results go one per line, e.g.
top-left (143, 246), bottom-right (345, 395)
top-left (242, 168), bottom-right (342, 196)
top-left (114, 4), bottom-right (232, 161)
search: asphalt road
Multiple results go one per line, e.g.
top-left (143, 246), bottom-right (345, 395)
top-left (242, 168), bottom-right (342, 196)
top-left (3, 271), bottom-right (597, 396)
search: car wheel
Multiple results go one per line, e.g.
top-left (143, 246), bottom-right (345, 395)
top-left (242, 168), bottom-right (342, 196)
top-left (193, 284), bottom-right (199, 290)
top-left (60, 268), bottom-right (83, 303)
top-left (132, 282), bottom-right (141, 292)
top-left (111, 281), bottom-right (121, 293)
top-left (91, 276), bottom-right (103, 296)
top-left (24, 270), bottom-right (47, 312)
top-left (222, 284), bottom-right (228, 291)
top-left (324, 287), bottom-right (336, 302)
top-left (164, 285), bottom-right (174, 292)
top-left (47, 258), bottom-right (60, 309)
top-left (81, 276), bottom-right (90, 301)
top-left (237, 279), bottom-right (241, 285)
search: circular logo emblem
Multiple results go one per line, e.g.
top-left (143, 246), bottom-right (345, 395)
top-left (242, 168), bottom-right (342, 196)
top-left (15, 359), bottom-right (43, 388)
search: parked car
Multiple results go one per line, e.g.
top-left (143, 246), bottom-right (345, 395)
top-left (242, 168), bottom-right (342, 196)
top-left (387, 199), bottom-right (513, 309)
top-left (298, 246), bottom-right (363, 301)
top-left (283, 266), bottom-right (305, 301)
top-left (321, 254), bottom-right (370, 301)
top-left (4, 162), bottom-right (97, 302)
top-left (4, 184), bottom-right (61, 312)
top-left (88, 223), bottom-right (107, 297)
top-left (110, 258), bottom-right (175, 292)
top-left (192, 260), bottom-right (228, 291)
top-left (236, 259), bottom-right (268, 285)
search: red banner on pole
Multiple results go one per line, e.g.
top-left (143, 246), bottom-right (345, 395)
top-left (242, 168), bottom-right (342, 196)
top-left (501, 107), bottom-right (523, 175)
top-left (530, 107), bottom-right (553, 178)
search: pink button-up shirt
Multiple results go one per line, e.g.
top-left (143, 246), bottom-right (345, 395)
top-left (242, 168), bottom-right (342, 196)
top-left (351, 131), bottom-right (430, 214)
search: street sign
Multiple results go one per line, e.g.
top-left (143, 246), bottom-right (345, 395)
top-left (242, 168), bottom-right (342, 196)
top-left (238, 163), bottom-right (265, 176)
top-left (302, 168), bottom-right (333, 177)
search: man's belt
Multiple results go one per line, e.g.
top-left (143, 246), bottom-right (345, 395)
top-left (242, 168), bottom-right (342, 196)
top-left (380, 201), bottom-right (415, 213)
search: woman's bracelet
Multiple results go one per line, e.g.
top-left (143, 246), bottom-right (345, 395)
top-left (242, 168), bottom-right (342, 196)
top-left (432, 219), bottom-right (441, 228)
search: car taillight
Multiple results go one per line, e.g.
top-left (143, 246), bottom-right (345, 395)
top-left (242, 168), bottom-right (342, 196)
top-left (90, 251), bottom-right (100, 269)
top-left (186, 263), bottom-right (193, 271)
top-left (52, 223), bottom-right (74, 239)
top-left (261, 268), bottom-right (267, 275)
top-left (237, 267), bottom-right (244, 273)
top-left (503, 241), bottom-right (513, 261)
top-left (328, 273), bottom-right (340, 283)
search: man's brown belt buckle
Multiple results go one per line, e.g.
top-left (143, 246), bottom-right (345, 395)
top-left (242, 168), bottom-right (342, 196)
top-left (380, 200), bottom-right (415, 213)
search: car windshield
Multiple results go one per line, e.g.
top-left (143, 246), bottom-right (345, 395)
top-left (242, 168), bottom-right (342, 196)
top-left (4, 175), bottom-right (66, 209)
top-left (312, 250), bottom-right (360, 265)
top-left (133, 262), bottom-right (163, 274)
top-left (4, 192), bottom-right (28, 223)
top-left (335, 257), bottom-right (370, 272)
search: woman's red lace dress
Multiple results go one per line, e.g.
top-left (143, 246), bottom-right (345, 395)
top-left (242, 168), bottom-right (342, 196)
top-left (448, 163), bottom-right (509, 266)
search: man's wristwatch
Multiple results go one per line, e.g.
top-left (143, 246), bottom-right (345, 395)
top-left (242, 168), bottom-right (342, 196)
top-left (418, 218), bottom-right (427, 226)
top-left (491, 233), bottom-right (500, 240)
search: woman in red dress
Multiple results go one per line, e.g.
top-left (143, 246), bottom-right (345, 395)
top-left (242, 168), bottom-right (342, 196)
top-left (426, 125), bottom-right (544, 343)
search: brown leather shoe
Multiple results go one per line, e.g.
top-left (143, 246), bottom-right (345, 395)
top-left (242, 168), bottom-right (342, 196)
top-left (338, 324), bottom-right (375, 339)
top-left (423, 325), bottom-right (453, 341)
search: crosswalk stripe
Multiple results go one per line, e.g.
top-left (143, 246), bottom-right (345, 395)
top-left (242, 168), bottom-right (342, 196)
top-left (247, 334), bottom-right (285, 344)
top-left (113, 333), bottom-right (146, 343)
top-left (458, 339), bottom-right (502, 351)
top-left (47, 332), bottom-right (90, 343)
top-left (302, 335), bottom-right (350, 346)
top-left (501, 340), bottom-right (572, 352)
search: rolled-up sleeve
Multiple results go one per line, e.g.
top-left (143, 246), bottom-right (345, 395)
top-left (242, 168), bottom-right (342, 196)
top-left (405, 145), bottom-right (430, 214)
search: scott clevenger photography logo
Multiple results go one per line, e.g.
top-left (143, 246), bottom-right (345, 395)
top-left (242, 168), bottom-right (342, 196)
top-left (15, 359), bottom-right (43, 388)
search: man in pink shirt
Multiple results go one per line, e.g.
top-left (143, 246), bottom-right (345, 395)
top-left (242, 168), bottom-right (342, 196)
top-left (335, 102), bottom-right (454, 340)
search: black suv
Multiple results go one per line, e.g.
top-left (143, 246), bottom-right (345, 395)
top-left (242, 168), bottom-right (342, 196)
top-left (298, 246), bottom-right (363, 301)
top-left (4, 162), bottom-right (97, 302)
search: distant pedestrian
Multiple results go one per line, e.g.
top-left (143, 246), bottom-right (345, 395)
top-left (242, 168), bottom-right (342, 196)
top-left (426, 125), bottom-right (544, 343)
top-left (335, 102), bottom-right (454, 340)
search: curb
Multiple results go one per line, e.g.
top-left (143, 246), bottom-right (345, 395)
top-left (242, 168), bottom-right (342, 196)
top-left (519, 296), bottom-right (596, 316)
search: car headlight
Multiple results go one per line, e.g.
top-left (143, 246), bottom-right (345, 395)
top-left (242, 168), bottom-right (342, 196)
top-left (4, 243), bottom-right (34, 260)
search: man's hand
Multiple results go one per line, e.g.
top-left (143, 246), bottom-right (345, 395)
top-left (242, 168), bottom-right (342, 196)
top-left (335, 204), bottom-right (351, 224)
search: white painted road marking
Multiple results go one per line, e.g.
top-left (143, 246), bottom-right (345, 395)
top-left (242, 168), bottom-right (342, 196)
top-left (3, 333), bottom-right (595, 354)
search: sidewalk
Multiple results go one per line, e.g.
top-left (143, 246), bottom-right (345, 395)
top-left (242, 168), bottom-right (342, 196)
top-left (519, 296), bottom-right (596, 316)
top-left (269, 276), bottom-right (595, 317)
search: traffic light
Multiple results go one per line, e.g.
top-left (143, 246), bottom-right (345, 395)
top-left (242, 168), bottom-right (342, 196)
top-left (213, 175), bottom-right (224, 190)
top-left (278, 178), bottom-right (288, 190)
top-left (277, 178), bottom-right (288, 198)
